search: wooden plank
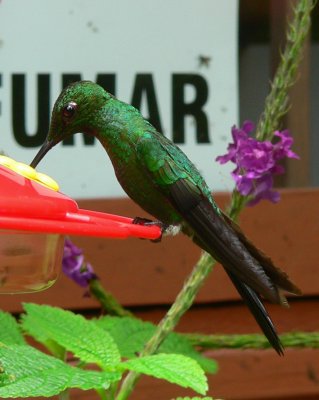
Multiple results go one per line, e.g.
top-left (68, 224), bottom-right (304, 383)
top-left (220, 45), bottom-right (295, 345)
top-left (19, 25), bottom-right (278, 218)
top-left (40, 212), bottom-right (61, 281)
top-left (134, 299), bottom-right (319, 335)
top-left (1, 188), bottom-right (318, 313)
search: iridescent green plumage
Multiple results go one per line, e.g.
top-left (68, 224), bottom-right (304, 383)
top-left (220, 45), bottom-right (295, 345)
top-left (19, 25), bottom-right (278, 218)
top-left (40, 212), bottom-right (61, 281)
top-left (31, 81), bottom-right (301, 355)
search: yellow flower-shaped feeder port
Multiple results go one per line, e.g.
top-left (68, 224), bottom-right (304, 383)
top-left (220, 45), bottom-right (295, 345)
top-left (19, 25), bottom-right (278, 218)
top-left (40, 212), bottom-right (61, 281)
top-left (0, 155), bottom-right (59, 191)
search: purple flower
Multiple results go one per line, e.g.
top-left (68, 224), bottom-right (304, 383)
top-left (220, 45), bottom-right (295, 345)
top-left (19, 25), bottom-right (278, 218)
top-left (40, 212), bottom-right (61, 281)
top-left (216, 121), bottom-right (299, 205)
top-left (62, 239), bottom-right (97, 287)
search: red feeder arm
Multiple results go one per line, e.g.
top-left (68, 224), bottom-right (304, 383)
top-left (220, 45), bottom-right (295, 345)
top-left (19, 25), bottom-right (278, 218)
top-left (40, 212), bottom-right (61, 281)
top-left (0, 158), bottom-right (161, 294)
top-left (0, 162), bottom-right (161, 239)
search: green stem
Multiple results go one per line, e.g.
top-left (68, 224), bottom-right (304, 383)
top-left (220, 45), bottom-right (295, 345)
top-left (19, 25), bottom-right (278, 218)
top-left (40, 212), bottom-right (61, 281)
top-left (185, 331), bottom-right (319, 350)
top-left (226, 190), bottom-right (248, 221)
top-left (96, 388), bottom-right (109, 400)
top-left (58, 390), bottom-right (70, 400)
top-left (89, 278), bottom-right (133, 317)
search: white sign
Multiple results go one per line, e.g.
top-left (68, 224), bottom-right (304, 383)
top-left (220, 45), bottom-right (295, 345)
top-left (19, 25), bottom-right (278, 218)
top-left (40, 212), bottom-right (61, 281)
top-left (0, 0), bottom-right (238, 199)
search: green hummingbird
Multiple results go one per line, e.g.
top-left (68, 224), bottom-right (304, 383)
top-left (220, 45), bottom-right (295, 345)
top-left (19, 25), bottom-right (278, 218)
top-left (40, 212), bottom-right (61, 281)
top-left (30, 81), bottom-right (301, 355)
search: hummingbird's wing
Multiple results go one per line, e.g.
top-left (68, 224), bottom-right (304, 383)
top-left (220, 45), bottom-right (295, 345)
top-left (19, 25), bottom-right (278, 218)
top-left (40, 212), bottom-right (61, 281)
top-left (137, 134), bottom-right (300, 303)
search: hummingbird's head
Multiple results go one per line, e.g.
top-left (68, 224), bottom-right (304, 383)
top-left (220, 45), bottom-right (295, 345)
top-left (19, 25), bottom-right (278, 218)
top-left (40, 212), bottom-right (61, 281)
top-left (30, 80), bottom-right (112, 168)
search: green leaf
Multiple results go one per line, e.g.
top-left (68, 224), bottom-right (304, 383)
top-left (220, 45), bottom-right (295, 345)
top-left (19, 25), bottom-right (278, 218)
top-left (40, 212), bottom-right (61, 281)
top-left (18, 303), bottom-right (65, 359)
top-left (21, 303), bottom-right (121, 369)
top-left (120, 354), bottom-right (208, 395)
top-left (95, 316), bottom-right (217, 373)
top-left (159, 331), bottom-right (217, 375)
top-left (0, 344), bottom-right (121, 398)
top-left (95, 316), bottom-right (154, 357)
top-left (0, 311), bottom-right (25, 345)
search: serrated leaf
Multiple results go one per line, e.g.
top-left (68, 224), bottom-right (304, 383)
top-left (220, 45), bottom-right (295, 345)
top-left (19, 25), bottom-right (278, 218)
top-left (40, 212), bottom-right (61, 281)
top-left (0, 344), bottom-right (121, 398)
top-left (21, 303), bottom-right (121, 369)
top-left (159, 331), bottom-right (217, 375)
top-left (0, 311), bottom-right (25, 345)
top-left (95, 316), bottom-right (154, 357)
top-left (18, 303), bottom-right (65, 358)
top-left (120, 354), bottom-right (208, 395)
top-left (95, 316), bottom-right (217, 373)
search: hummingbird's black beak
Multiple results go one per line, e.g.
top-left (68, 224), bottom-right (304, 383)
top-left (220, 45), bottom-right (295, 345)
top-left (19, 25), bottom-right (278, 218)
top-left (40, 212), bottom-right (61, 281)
top-left (30, 139), bottom-right (55, 168)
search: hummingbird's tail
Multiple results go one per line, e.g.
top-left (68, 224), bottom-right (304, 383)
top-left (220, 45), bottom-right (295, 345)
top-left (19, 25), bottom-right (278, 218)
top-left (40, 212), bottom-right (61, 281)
top-left (169, 179), bottom-right (301, 354)
top-left (226, 269), bottom-right (284, 355)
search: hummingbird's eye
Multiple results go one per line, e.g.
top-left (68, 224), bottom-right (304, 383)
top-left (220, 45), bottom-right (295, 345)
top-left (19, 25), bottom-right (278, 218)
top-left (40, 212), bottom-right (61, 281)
top-left (62, 101), bottom-right (78, 120)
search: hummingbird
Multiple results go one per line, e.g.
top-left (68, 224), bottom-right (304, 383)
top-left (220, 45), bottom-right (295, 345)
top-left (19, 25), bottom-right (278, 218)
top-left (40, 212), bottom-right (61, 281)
top-left (30, 81), bottom-right (301, 355)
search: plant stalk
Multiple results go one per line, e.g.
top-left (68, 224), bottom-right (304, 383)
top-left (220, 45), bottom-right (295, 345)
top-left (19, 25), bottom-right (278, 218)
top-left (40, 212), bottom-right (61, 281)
top-left (89, 278), bottom-right (133, 317)
top-left (186, 331), bottom-right (319, 350)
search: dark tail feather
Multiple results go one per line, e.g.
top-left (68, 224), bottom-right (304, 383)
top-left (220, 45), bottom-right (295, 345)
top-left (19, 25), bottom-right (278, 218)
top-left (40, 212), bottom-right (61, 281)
top-left (222, 212), bottom-right (302, 296)
top-left (226, 270), bottom-right (284, 356)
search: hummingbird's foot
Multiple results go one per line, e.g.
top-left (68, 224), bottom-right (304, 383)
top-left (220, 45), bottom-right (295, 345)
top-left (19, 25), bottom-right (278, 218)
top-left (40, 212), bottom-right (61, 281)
top-left (132, 217), bottom-right (169, 242)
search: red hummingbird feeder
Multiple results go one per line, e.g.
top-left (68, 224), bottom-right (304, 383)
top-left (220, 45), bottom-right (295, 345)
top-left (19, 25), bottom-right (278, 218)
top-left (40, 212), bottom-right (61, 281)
top-left (0, 156), bottom-right (161, 294)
